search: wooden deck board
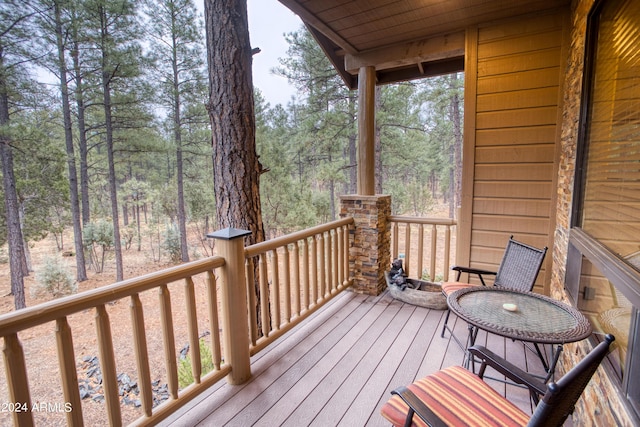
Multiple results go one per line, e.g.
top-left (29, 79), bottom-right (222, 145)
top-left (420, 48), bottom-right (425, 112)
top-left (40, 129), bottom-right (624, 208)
top-left (160, 290), bottom-right (551, 427)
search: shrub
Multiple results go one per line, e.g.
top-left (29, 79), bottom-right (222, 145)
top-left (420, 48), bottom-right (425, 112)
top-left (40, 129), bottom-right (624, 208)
top-left (33, 257), bottom-right (77, 299)
top-left (83, 220), bottom-right (114, 273)
top-left (177, 338), bottom-right (215, 388)
top-left (162, 223), bottom-right (182, 264)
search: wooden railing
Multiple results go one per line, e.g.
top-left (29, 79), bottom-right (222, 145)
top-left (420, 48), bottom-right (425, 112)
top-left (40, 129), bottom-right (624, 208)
top-left (0, 258), bottom-right (228, 427)
top-left (389, 216), bottom-right (457, 282)
top-left (0, 217), bottom-right (353, 427)
top-left (244, 217), bottom-right (354, 355)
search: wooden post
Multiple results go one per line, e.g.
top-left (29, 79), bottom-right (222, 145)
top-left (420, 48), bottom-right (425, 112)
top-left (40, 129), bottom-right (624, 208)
top-left (357, 66), bottom-right (376, 195)
top-left (207, 227), bottom-right (252, 384)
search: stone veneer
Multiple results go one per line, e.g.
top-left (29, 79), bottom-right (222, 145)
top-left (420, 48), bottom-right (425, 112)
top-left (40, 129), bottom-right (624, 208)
top-left (339, 194), bottom-right (391, 296)
top-left (553, 0), bottom-right (634, 424)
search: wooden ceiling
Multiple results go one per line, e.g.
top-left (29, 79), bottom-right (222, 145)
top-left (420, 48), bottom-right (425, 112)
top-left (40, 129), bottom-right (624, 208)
top-left (277, 0), bottom-right (571, 88)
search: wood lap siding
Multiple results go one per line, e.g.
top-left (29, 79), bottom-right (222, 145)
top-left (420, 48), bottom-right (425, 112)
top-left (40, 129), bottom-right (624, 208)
top-left (466, 10), bottom-right (568, 292)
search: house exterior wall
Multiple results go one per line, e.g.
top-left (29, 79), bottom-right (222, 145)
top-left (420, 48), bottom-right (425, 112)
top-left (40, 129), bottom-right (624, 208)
top-left (459, 2), bottom-right (635, 423)
top-left (460, 9), bottom-right (568, 294)
top-left (552, 0), bottom-right (635, 425)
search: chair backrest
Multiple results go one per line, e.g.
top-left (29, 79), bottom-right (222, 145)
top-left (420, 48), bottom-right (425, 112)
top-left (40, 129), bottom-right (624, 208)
top-left (494, 237), bottom-right (547, 292)
top-left (528, 334), bottom-right (615, 427)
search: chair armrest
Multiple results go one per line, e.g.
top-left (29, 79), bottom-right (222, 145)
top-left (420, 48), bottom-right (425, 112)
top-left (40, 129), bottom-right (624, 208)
top-left (469, 345), bottom-right (546, 397)
top-left (391, 386), bottom-right (448, 427)
top-left (451, 266), bottom-right (497, 284)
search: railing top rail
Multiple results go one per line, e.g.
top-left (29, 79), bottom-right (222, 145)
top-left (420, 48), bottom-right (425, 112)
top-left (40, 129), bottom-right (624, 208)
top-left (0, 256), bottom-right (225, 337)
top-left (389, 215), bottom-right (457, 226)
top-left (245, 217), bottom-right (354, 257)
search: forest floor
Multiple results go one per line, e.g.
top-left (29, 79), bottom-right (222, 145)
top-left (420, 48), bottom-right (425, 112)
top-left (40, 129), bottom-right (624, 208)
top-left (0, 204), bottom-right (453, 426)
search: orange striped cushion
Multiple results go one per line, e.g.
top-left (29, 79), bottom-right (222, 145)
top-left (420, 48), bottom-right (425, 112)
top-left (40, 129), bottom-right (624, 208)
top-left (380, 366), bottom-right (529, 427)
top-left (441, 281), bottom-right (478, 296)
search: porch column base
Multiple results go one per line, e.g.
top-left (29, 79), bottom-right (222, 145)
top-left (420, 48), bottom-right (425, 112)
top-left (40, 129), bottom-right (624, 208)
top-left (340, 195), bottom-right (391, 296)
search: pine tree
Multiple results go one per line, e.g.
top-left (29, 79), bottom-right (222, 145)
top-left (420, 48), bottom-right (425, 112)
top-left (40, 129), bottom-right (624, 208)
top-left (144, 0), bottom-right (207, 263)
top-left (204, 0), bottom-right (267, 332)
top-left (83, 0), bottom-right (144, 281)
top-left (0, 1), bottom-right (38, 309)
top-left (36, 0), bottom-right (88, 282)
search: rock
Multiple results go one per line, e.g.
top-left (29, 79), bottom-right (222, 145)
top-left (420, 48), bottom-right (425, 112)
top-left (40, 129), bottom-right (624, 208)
top-left (79, 385), bottom-right (91, 399)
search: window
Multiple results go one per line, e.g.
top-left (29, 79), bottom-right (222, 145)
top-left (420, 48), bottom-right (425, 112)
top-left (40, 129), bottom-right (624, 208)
top-left (571, 0), bottom-right (640, 419)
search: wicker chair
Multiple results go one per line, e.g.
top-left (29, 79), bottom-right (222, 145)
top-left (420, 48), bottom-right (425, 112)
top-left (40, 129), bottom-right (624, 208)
top-left (440, 236), bottom-right (547, 342)
top-left (381, 334), bottom-right (614, 427)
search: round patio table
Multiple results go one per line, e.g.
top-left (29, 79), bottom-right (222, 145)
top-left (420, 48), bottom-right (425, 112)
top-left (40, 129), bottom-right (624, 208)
top-left (447, 286), bottom-right (593, 379)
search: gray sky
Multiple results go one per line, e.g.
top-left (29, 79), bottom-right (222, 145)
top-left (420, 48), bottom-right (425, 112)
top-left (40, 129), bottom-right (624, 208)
top-left (247, 0), bottom-right (303, 106)
top-left (195, 0), bottom-right (303, 106)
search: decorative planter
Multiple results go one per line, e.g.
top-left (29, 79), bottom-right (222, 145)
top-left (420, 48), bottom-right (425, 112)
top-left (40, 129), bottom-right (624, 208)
top-left (384, 271), bottom-right (447, 310)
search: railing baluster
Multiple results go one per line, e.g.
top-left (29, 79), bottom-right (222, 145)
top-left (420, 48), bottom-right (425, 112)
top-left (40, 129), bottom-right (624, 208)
top-left (185, 277), bottom-right (202, 384)
top-left (444, 226), bottom-right (452, 281)
top-left (404, 224), bottom-right (411, 276)
top-left (320, 232), bottom-right (331, 298)
top-left (417, 224), bottom-right (424, 280)
top-left (392, 221), bottom-right (399, 259)
top-left (430, 224), bottom-right (438, 281)
top-left (292, 242), bottom-right (301, 317)
top-left (310, 236), bottom-right (318, 305)
top-left (315, 235), bottom-right (326, 304)
top-left (3, 333), bottom-right (33, 427)
top-left (259, 253), bottom-right (270, 337)
top-left (95, 304), bottom-right (122, 426)
top-left (332, 230), bottom-right (339, 294)
top-left (159, 284), bottom-right (179, 399)
top-left (343, 224), bottom-right (350, 287)
top-left (283, 247), bottom-right (291, 323)
top-left (302, 238), bottom-right (310, 311)
top-left (245, 257), bottom-right (258, 345)
top-left (271, 250), bottom-right (281, 329)
top-left (337, 226), bottom-right (344, 286)
top-left (130, 293), bottom-right (153, 416)
top-left (206, 271), bottom-right (222, 370)
top-left (55, 317), bottom-right (83, 426)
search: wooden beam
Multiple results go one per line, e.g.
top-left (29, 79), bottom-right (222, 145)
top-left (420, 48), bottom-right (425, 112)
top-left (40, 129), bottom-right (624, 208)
top-left (357, 66), bottom-right (376, 195)
top-left (375, 57), bottom-right (464, 85)
top-left (345, 31), bottom-right (465, 73)
top-left (307, 26), bottom-right (357, 89)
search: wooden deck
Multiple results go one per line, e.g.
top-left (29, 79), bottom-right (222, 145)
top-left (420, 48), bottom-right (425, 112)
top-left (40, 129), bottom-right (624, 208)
top-left (159, 289), bottom-right (551, 426)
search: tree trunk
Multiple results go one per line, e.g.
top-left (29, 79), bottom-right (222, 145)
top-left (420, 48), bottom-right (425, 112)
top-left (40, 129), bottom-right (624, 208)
top-left (55, 0), bottom-right (87, 282)
top-left (70, 9), bottom-right (91, 226)
top-left (204, 0), bottom-right (267, 333)
top-left (99, 6), bottom-right (124, 282)
top-left (173, 36), bottom-right (189, 263)
top-left (204, 0), bottom-right (264, 242)
top-left (136, 204), bottom-right (141, 251)
top-left (18, 204), bottom-right (32, 272)
top-left (0, 59), bottom-right (26, 308)
top-left (122, 202), bottom-right (129, 226)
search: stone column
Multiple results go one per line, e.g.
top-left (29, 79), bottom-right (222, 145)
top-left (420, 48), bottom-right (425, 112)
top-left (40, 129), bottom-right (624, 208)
top-left (340, 194), bottom-right (391, 296)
